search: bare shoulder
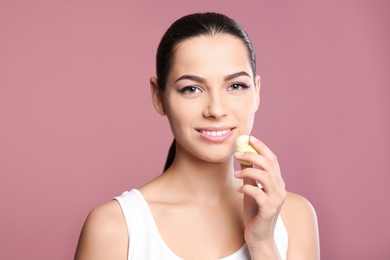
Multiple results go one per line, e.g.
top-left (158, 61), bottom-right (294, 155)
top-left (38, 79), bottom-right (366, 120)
top-left (282, 192), bottom-right (317, 219)
top-left (74, 200), bottom-right (128, 260)
top-left (280, 192), bottom-right (320, 259)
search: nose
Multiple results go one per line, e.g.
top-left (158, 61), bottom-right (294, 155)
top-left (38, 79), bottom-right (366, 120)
top-left (202, 92), bottom-right (227, 120)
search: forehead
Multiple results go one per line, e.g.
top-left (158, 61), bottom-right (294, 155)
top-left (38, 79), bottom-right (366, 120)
top-left (170, 34), bottom-right (252, 78)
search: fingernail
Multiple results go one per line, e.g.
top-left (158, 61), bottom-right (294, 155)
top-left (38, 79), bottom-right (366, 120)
top-left (235, 152), bottom-right (244, 156)
top-left (234, 170), bottom-right (241, 177)
top-left (249, 135), bottom-right (258, 142)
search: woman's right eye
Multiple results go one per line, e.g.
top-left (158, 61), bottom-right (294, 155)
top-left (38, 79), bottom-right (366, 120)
top-left (179, 86), bottom-right (201, 94)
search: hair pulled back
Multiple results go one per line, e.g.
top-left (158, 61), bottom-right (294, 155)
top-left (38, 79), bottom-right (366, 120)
top-left (157, 12), bottom-right (257, 171)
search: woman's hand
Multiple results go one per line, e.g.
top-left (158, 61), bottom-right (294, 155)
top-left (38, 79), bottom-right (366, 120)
top-left (234, 135), bottom-right (286, 259)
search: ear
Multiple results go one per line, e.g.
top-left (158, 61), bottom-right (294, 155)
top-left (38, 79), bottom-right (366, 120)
top-left (150, 77), bottom-right (166, 115)
top-left (254, 75), bottom-right (261, 111)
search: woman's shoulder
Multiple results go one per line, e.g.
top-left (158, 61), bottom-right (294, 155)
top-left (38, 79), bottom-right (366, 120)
top-left (282, 192), bottom-right (317, 216)
top-left (75, 200), bottom-right (128, 259)
top-left (280, 192), bottom-right (320, 259)
top-left (281, 191), bottom-right (318, 230)
top-left (85, 200), bottom-right (126, 235)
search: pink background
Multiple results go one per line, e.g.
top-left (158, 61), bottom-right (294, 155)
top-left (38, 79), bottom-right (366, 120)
top-left (1, 1), bottom-right (389, 259)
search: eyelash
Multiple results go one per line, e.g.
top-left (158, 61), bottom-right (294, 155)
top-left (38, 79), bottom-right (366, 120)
top-left (227, 83), bottom-right (250, 91)
top-left (179, 83), bottom-right (250, 95)
top-left (179, 86), bottom-right (201, 94)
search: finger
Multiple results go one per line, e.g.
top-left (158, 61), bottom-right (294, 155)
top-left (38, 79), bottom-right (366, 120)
top-left (237, 185), bottom-right (272, 217)
top-left (237, 184), bottom-right (286, 219)
top-left (236, 152), bottom-right (255, 171)
top-left (235, 151), bottom-right (279, 190)
top-left (238, 157), bottom-right (253, 171)
top-left (235, 168), bottom-right (276, 193)
top-left (248, 135), bottom-right (277, 161)
top-left (249, 136), bottom-right (283, 180)
top-left (234, 152), bottom-right (257, 186)
top-left (235, 151), bottom-right (276, 173)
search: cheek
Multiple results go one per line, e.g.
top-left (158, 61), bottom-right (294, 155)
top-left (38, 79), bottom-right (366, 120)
top-left (231, 94), bottom-right (258, 113)
top-left (164, 101), bottom-right (193, 133)
top-left (231, 96), bottom-right (258, 125)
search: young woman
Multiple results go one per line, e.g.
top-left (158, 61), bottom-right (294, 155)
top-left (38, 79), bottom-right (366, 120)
top-left (75, 12), bottom-right (320, 260)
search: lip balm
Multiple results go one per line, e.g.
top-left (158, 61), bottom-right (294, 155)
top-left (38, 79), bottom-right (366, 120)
top-left (235, 135), bottom-right (257, 165)
top-left (235, 135), bottom-right (263, 188)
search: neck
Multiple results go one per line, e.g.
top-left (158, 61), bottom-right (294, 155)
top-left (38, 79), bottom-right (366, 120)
top-left (163, 148), bottom-right (239, 204)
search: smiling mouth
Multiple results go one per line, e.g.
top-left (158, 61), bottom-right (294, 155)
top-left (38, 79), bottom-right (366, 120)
top-left (197, 128), bottom-right (234, 136)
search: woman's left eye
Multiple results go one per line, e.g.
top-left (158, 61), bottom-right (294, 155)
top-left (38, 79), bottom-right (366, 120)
top-left (227, 83), bottom-right (249, 91)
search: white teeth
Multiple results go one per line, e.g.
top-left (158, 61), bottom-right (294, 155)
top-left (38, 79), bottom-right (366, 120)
top-left (201, 129), bottom-right (230, 136)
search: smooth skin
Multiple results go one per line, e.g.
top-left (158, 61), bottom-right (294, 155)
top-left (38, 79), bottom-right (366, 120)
top-left (75, 34), bottom-right (319, 259)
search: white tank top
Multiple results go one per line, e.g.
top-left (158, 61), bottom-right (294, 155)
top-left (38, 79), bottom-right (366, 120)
top-left (115, 189), bottom-right (288, 259)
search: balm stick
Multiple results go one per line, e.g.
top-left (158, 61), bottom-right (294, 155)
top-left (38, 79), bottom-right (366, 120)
top-left (235, 135), bottom-right (263, 188)
top-left (235, 135), bottom-right (257, 165)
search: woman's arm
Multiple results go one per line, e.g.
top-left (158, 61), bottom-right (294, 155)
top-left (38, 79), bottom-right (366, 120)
top-left (234, 135), bottom-right (319, 259)
top-left (234, 135), bottom-right (287, 259)
top-left (281, 192), bottom-right (320, 259)
top-left (74, 201), bottom-right (128, 260)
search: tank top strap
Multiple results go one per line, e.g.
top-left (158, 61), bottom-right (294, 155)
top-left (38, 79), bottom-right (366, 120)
top-left (114, 189), bottom-right (182, 259)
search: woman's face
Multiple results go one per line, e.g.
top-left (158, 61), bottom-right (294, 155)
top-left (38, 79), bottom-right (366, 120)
top-left (152, 34), bottom-right (260, 163)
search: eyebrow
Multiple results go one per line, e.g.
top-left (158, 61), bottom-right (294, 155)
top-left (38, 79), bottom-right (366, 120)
top-left (174, 71), bottom-right (251, 84)
top-left (224, 71), bottom-right (251, 81)
top-left (174, 74), bottom-right (206, 84)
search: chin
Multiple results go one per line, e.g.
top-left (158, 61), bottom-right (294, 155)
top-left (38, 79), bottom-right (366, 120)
top-left (199, 153), bottom-right (233, 164)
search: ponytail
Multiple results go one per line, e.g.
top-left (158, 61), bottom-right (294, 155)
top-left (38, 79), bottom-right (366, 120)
top-left (163, 139), bottom-right (176, 172)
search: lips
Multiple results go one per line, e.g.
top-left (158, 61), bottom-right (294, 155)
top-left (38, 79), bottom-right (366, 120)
top-left (196, 127), bottom-right (235, 143)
